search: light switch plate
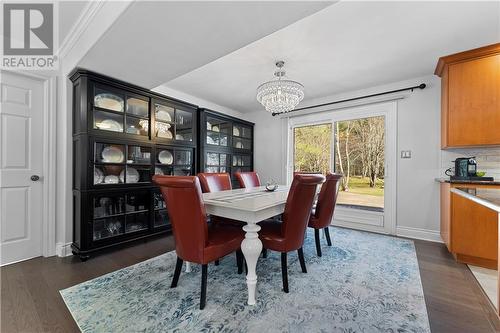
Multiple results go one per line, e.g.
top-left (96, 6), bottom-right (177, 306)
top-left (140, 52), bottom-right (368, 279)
top-left (401, 150), bottom-right (411, 159)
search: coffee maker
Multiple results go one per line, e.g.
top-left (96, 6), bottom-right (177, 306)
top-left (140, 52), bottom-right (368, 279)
top-left (445, 157), bottom-right (493, 181)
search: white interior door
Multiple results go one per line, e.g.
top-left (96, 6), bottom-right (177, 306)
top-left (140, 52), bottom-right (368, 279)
top-left (0, 71), bottom-right (45, 265)
top-left (288, 102), bottom-right (397, 235)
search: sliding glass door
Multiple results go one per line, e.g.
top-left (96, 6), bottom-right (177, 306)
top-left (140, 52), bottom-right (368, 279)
top-left (334, 116), bottom-right (385, 212)
top-left (289, 102), bottom-right (396, 234)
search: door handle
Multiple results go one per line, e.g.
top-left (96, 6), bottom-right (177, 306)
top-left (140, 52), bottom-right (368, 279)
top-left (30, 175), bottom-right (40, 181)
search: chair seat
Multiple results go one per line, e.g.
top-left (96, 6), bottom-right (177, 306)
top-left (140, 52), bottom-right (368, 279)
top-left (203, 224), bottom-right (244, 263)
top-left (259, 220), bottom-right (288, 252)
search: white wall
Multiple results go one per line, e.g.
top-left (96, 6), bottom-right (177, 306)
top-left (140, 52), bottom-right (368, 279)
top-left (247, 75), bottom-right (443, 240)
top-left (152, 85), bottom-right (251, 122)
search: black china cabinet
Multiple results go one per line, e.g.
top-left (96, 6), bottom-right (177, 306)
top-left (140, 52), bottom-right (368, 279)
top-left (198, 109), bottom-right (254, 188)
top-left (70, 69), bottom-right (197, 260)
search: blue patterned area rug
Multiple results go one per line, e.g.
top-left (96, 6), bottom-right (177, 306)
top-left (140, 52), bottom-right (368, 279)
top-left (60, 227), bottom-right (430, 332)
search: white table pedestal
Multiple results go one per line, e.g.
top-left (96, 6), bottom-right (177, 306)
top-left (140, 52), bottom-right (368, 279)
top-left (202, 185), bottom-right (289, 306)
top-left (241, 222), bottom-right (262, 305)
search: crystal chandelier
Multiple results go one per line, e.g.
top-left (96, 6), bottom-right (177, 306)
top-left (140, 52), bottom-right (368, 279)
top-left (256, 60), bottom-right (304, 114)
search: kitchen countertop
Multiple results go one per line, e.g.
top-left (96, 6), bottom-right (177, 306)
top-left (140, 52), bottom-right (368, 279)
top-left (451, 187), bottom-right (500, 213)
top-left (435, 177), bottom-right (500, 185)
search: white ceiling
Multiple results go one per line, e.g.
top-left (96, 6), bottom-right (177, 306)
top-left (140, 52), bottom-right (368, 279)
top-left (77, 1), bottom-right (332, 88)
top-left (161, 1), bottom-right (500, 113)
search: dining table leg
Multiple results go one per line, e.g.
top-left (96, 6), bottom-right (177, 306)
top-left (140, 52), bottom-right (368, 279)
top-left (185, 261), bottom-right (192, 273)
top-left (241, 221), bottom-right (262, 305)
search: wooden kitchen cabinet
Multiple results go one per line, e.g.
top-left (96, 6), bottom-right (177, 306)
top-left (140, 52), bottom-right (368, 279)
top-left (440, 182), bottom-right (500, 268)
top-left (435, 43), bottom-right (500, 148)
top-left (451, 192), bottom-right (498, 269)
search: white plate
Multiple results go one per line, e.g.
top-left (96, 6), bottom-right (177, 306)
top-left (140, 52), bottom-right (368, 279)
top-left (94, 167), bottom-right (104, 184)
top-left (233, 127), bottom-right (240, 137)
top-left (155, 167), bottom-right (164, 175)
top-left (104, 175), bottom-right (119, 184)
top-left (206, 122), bottom-right (212, 130)
top-left (120, 167), bottom-right (139, 183)
top-left (157, 129), bottom-right (173, 139)
top-left (175, 134), bottom-right (184, 140)
top-left (212, 125), bottom-right (220, 132)
top-left (156, 110), bottom-right (172, 122)
top-left (96, 119), bottom-right (123, 132)
top-left (235, 141), bottom-right (244, 149)
top-left (102, 146), bottom-right (124, 163)
top-left (158, 150), bottom-right (173, 165)
top-left (95, 94), bottom-right (124, 112)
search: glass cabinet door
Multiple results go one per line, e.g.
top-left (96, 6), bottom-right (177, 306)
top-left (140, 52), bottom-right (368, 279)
top-left (155, 147), bottom-right (174, 176)
top-left (93, 85), bottom-right (150, 138)
top-left (127, 146), bottom-right (151, 164)
top-left (124, 192), bottom-right (149, 233)
top-left (205, 152), bottom-right (229, 173)
top-left (232, 124), bottom-right (252, 150)
top-left (125, 96), bottom-right (149, 137)
top-left (154, 147), bottom-right (194, 176)
top-left (93, 87), bottom-right (124, 133)
top-left (94, 143), bottom-right (126, 185)
top-left (153, 191), bottom-right (170, 228)
top-left (154, 103), bottom-right (175, 139)
top-left (154, 101), bottom-right (195, 143)
top-left (92, 193), bottom-right (125, 241)
top-left (206, 116), bottom-right (230, 147)
top-left (93, 142), bottom-right (152, 186)
top-left (175, 108), bottom-right (193, 142)
top-left (232, 154), bottom-right (252, 174)
top-left (94, 87), bottom-right (125, 113)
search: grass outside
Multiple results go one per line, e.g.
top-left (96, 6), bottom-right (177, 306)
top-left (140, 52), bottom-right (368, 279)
top-left (342, 176), bottom-right (384, 197)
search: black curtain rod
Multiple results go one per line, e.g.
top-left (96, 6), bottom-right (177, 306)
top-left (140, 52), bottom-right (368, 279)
top-left (272, 83), bottom-right (426, 116)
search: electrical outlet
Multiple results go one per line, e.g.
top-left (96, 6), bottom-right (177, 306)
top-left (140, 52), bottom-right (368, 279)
top-left (401, 150), bottom-right (411, 159)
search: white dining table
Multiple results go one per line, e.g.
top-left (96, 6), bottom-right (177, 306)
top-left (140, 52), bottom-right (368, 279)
top-left (202, 185), bottom-right (289, 305)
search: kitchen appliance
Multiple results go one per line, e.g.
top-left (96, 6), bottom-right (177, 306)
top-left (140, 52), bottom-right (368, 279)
top-left (445, 157), bottom-right (494, 181)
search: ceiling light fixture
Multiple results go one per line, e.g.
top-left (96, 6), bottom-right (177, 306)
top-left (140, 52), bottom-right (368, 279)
top-left (256, 60), bottom-right (304, 114)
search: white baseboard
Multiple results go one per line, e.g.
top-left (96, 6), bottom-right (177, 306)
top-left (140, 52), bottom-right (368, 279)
top-left (396, 226), bottom-right (443, 243)
top-left (56, 242), bottom-right (73, 257)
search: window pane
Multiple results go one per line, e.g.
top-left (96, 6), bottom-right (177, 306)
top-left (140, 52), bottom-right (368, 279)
top-left (293, 124), bottom-right (332, 175)
top-left (334, 116), bottom-right (385, 211)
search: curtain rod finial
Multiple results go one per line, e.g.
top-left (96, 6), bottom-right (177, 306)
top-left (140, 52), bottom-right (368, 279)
top-left (419, 83), bottom-right (426, 89)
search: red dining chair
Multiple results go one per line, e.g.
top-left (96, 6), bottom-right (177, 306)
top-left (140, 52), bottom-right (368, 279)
top-left (259, 173), bottom-right (325, 293)
top-left (153, 175), bottom-right (244, 309)
top-left (197, 172), bottom-right (245, 265)
top-left (197, 172), bottom-right (232, 192)
top-left (308, 173), bottom-right (342, 257)
top-left (197, 172), bottom-right (244, 227)
top-left (234, 171), bottom-right (261, 188)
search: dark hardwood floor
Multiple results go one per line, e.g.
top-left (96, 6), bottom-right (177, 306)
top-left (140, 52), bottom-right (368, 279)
top-left (1, 236), bottom-right (499, 332)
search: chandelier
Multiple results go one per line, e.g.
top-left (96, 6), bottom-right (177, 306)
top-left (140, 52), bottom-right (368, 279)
top-left (256, 60), bottom-right (304, 114)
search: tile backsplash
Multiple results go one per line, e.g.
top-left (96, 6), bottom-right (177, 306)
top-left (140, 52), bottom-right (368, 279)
top-left (440, 148), bottom-right (500, 180)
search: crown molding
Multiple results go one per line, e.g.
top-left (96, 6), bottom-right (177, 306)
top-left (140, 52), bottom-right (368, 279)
top-left (434, 43), bottom-right (500, 77)
top-left (57, 1), bottom-right (106, 59)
